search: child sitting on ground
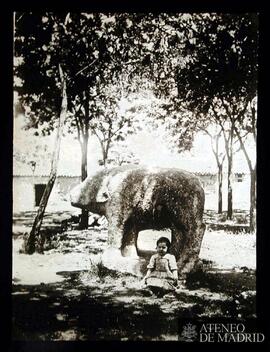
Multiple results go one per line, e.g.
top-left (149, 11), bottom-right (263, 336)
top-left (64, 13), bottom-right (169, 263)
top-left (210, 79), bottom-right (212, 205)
top-left (142, 237), bottom-right (178, 297)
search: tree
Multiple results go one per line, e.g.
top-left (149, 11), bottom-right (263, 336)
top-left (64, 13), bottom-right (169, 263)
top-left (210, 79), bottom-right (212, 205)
top-left (203, 125), bottom-right (226, 213)
top-left (174, 13), bottom-right (258, 227)
top-left (208, 106), bottom-right (236, 220)
top-left (225, 97), bottom-right (257, 231)
top-left (149, 95), bottom-right (212, 178)
top-left (117, 14), bottom-right (258, 220)
top-left (14, 14), bottom-right (120, 229)
top-left (13, 130), bottom-right (52, 175)
top-left (203, 122), bottom-right (246, 215)
top-left (25, 64), bottom-right (67, 254)
top-left (15, 13), bottom-right (258, 233)
top-left (14, 12), bottom-right (165, 230)
top-left (88, 82), bottom-right (142, 168)
top-left (14, 148), bottom-right (46, 175)
top-left (101, 143), bottom-right (140, 167)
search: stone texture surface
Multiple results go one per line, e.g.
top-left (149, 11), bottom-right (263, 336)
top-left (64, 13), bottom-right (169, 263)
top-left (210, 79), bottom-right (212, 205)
top-left (70, 165), bottom-right (206, 276)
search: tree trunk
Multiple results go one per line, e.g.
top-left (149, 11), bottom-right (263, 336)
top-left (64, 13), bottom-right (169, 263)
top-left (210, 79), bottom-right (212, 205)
top-left (24, 65), bottom-right (67, 254)
top-left (102, 146), bottom-right (107, 167)
top-left (79, 134), bottom-right (89, 230)
top-left (104, 138), bottom-right (111, 168)
top-left (232, 123), bottom-right (256, 232)
top-left (249, 168), bottom-right (256, 232)
top-left (101, 138), bottom-right (110, 168)
top-left (227, 153), bottom-right (233, 220)
top-left (217, 163), bottom-right (223, 214)
top-left (205, 127), bottom-right (225, 215)
top-left (226, 126), bottom-right (234, 220)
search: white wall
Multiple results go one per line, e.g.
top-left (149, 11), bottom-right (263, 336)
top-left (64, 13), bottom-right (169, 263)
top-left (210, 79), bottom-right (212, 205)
top-left (13, 177), bottom-right (36, 213)
top-left (13, 174), bottom-right (251, 214)
top-left (12, 176), bottom-right (79, 213)
top-left (204, 176), bottom-right (250, 211)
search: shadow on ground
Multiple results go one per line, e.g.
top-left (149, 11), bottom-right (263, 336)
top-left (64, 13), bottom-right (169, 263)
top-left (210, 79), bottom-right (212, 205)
top-left (12, 210), bottom-right (256, 341)
top-left (13, 265), bottom-right (256, 341)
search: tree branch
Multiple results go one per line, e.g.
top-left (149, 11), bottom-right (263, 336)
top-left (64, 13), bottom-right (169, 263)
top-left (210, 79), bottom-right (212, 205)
top-left (75, 59), bottom-right (98, 77)
top-left (233, 124), bottom-right (254, 172)
top-left (16, 13), bottom-right (25, 23)
top-left (251, 103), bottom-right (257, 141)
top-left (110, 120), bottom-right (125, 138)
top-left (73, 113), bottom-right (82, 148)
top-left (203, 126), bottom-right (225, 168)
top-left (237, 99), bottom-right (250, 123)
top-left (92, 128), bottom-right (103, 144)
top-left (223, 98), bottom-right (255, 171)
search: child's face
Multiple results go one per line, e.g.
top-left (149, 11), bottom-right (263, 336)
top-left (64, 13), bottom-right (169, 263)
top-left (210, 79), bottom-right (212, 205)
top-left (157, 242), bottom-right (168, 256)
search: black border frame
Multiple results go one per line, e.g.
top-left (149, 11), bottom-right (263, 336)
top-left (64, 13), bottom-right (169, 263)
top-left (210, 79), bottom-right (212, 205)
top-left (1, 1), bottom-right (268, 351)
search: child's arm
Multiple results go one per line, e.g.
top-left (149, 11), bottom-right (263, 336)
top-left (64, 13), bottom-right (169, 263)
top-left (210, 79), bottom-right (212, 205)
top-left (171, 269), bottom-right (179, 286)
top-left (142, 255), bottom-right (155, 283)
top-left (172, 269), bottom-right (178, 281)
top-left (169, 255), bottom-right (178, 285)
top-left (144, 269), bottom-right (153, 280)
top-left (142, 269), bottom-right (153, 284)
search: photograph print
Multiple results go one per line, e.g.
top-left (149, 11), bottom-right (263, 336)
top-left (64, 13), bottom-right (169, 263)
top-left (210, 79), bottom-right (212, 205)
top-left (12, 12), bottom-right (261, 343)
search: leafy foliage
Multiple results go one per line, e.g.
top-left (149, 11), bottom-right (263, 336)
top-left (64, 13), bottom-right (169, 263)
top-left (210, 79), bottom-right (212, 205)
top-left (176, 13), bottom-right (258, 111)
top-left (14, 13), bottom-right (194, 134)
top-left (14, 13), bottom-right (258, 165)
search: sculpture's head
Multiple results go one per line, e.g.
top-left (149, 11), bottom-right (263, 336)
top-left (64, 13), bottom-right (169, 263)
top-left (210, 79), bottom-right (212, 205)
top-left (70, 172), bottom-right (110, 215)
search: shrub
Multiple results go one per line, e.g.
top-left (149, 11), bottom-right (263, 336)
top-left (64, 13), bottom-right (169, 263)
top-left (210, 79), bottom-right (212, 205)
top-left (88, 258), bottom-right (120, 281)
top-left (235, 214), bottom-right (248, 224)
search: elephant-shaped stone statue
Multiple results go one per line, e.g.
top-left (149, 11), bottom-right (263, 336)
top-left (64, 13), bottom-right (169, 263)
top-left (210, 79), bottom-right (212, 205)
top-left (70, 165), bottom-right (206, 277)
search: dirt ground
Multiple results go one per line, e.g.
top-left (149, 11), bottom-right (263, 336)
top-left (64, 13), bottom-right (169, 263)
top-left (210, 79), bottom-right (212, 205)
top-left (12, 211), bottom-right (256, 341)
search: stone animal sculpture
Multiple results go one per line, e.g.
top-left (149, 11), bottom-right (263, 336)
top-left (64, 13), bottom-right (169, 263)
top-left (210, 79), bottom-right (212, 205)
top-left (70, 165), bottom-right (206, 277)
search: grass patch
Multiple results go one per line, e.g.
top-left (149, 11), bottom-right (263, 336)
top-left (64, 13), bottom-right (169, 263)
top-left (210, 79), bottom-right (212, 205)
top-left (186, 265), bottom-right (255, 295)
top-left (87, 258), bottom-right (121, 281)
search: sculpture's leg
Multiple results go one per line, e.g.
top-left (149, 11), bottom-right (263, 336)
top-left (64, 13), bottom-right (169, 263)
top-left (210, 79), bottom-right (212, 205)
top-left (106, 215), bottom-right (123, 249)
top-left (177, 222), bottom-right (206, 278)
top-left (170, 224), bottom-right (185, 261)
top-left (102, 215), bottom-right (124, 261)
top-left (121, 220), bottom-right (139, 258)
